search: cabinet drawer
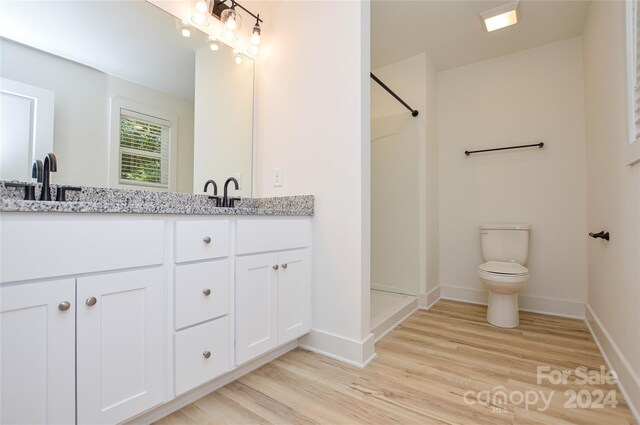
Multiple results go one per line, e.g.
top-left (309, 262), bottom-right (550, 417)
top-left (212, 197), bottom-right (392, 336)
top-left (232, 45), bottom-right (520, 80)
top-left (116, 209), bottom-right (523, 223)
top-left (174, 317), bottom-right (231, 395)
top-left (175, 220), bottom-right (230, 263)
top-left (174, 260), bottom-right (230, 330)
top-left (236, 219), bottom-right (310, 255)
top-left (1, 216), bottom-right (164, 283)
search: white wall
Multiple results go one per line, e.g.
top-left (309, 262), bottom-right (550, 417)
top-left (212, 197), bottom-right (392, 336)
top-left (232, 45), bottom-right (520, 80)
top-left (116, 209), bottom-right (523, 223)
top-left (425, 57), bottom-right (439, 297)
top-left (370, 53), bottom-right (439, 300)
top-left (253, 1), bottom-right (373, 364)
top-left (371, 115), bottom-right (420, 295)
top-left (438, 37), bottom-right (588, 311)
top-left (582, 1), bottom-right (640, 416)
top-left (193, 46), bottom-right (253, 197)
top-left (370, 54), bottom-right (427, 296)
top-left (0, 39), bottom-right (194, 192)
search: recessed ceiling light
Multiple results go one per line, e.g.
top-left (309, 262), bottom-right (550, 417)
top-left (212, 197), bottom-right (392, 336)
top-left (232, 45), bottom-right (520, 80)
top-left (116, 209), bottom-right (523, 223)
top-left (480, 1), bottom-right (519, 32)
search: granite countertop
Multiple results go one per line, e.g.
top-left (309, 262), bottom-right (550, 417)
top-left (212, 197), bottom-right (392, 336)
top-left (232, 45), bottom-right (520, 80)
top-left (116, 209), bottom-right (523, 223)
top-left (0, 182), bottom-right (314, 216)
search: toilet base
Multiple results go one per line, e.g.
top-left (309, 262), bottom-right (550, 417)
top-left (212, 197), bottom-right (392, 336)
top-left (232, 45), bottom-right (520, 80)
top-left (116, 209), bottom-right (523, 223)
top-left (487, 292), bottom-right (520, 328)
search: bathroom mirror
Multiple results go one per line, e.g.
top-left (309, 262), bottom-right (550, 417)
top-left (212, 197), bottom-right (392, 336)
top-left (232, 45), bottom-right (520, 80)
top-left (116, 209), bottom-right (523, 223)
top-left (0, 0), bottom-right (254, 196)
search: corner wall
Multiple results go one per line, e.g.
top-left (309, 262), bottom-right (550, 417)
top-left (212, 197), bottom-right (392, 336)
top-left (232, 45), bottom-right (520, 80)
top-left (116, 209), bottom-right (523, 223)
top-left (253, 1), bottom-right (373, 365)
top-left (370, 53), bottom-right (439, 302)
top-left (582, 1), bottom-right (640, 417)
top-left (437, 37), bottom-right (588, 317)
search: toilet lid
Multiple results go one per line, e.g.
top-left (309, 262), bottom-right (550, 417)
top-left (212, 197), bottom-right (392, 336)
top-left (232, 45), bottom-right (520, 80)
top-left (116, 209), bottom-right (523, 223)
top-left (479, 261), bottom-right (528, 276)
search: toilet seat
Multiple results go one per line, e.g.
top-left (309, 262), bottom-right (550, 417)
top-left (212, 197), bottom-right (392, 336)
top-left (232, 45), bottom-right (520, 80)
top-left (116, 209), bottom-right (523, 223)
top-left (479, 261), bottom-right (528, 276)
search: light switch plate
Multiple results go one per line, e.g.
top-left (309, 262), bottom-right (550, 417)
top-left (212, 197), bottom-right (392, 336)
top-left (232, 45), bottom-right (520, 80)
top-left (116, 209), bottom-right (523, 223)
top-left (274, 168), bottom-right (283, 187)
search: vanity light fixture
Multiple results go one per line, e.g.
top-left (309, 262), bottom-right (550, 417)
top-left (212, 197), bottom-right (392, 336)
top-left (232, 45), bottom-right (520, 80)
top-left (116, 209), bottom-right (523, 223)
top-left (480, 1), bottom-right (519, 32)
top-left (211, 0), bottom-right (264, 53)
top-left (221, 5), bottom-right (241, 40)
top-left (250, 17), bottom-right (261, 46)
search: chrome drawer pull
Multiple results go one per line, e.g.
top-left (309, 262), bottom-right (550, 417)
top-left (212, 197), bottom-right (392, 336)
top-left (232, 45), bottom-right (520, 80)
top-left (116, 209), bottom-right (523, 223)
top-left (272, 264), bottom-right (279, 271)
top-left (281, 263), bottom-right (288, 269)
top-left (203, 288), bottom-right (211, 296)
top-left (86, 297), bottom-right (97, 306)
top-left (58, 301), bottom-right (71, 311)
top-left (203, 351), bottom-right (211, 359)
top-left (203, 236), bottom-right (212, 244)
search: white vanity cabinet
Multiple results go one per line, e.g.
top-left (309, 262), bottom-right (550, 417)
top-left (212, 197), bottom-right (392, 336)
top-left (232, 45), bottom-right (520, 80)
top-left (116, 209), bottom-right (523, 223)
top-left (0, 216), bottom-right (167, 425)
top-left (235, 219), bottom-right (310, 365)
top-left (76, 268), bottom-right (165, 424)
top-left (172, 219), bottom-right (233, 396)
top-left (0, 279), bottom-right (76, 425)
top-left (0, 213), bottom-right (312, 424)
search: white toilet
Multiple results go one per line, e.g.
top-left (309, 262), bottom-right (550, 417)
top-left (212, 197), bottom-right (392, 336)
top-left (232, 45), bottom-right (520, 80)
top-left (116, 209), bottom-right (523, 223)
top-left (478, 224), bottom-right (530, 328)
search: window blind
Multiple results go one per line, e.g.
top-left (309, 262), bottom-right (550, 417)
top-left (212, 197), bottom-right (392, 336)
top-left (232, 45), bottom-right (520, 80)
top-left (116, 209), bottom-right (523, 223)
top-left (119, 109), bottom-right (171, 188)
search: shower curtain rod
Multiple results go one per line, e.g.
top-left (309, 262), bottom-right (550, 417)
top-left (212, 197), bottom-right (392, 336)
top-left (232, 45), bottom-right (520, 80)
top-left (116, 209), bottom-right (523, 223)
top-left (370, 72), bottom-right (419, 117)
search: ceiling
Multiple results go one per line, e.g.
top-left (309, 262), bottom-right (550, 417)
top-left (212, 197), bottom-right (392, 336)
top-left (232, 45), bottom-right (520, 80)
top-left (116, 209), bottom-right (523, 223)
top-left (371, 0), bottom-right (591, 70)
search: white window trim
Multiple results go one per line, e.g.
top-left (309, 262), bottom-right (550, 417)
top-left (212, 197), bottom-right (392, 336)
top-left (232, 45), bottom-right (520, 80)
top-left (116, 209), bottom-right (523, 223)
top-left (625, 0), bottom-right (640, 166)
top-left (109, 96), bottom-right (178, 191)
top-left (0, 78), bottom-right (55, 176)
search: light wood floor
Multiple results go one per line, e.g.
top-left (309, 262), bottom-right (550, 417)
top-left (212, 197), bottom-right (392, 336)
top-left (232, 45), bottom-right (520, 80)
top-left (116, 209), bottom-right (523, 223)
top-left (157, 300), bottom-right (637, 425)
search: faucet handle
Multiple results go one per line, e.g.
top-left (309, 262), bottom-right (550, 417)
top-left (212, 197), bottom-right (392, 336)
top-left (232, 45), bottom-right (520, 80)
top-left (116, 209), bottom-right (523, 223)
top-left (228, 197), bottom-right (241, 208)
top-left (4, 182), bottom-right (36, 201)
top-left (55, 186), bottom-right (82, 202)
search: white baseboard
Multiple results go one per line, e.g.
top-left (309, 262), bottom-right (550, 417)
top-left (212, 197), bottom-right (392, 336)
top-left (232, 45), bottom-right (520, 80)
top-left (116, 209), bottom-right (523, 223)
top-left (371, 282), bottom-right (417, 296)
top-left (127, 341), bottom-right (299, 424)
top-left (372, 298), bottom-right (418, 341)
top-left (418, 286), bottom-right (441, 309)
top-left (439, 285), bottom-right (585, 319)
top-left (299, 329), bottom-right (376, 368)
top-left (585, 304), bottom-right (640, 422)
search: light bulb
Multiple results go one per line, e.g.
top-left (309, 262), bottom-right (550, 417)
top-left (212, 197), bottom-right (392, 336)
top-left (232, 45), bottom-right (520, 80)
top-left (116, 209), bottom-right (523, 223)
top-left (233, 50), bottom-right (244, 65)
top-left (208, 36), bottom-right (220, 51)
top-left (195, 0), bottom-right (209, 13)
top-left (221, 8), bottom-right (241, 31)
top-left (178, 22), bottom-right (194, 38)
top-left (224, 29), bottom-right (234, 40)
top-left (249, 44), bottom-right (259, 55)
top-left (191, 11), bottom-right (207, 25)
top-left (226, 15), bottom-right (237, 31)
top-left (250, 26), bottom-right (261, 45)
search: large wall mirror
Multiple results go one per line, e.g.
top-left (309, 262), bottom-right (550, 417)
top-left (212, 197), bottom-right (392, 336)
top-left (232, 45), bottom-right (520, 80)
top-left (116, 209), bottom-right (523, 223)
top-left (0, 0), bottom-right (254, 196)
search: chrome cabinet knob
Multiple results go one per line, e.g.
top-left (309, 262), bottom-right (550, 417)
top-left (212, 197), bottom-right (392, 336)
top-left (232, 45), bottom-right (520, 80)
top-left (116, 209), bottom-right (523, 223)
top-left (203, 236), bottom-right (212, 244)
top-left (86, 297), bottom-right (97, 306)
top-left (272, 264), bottom-right (279, 271)
top-left (281, 263), bottom-right (288, 269)
top-left (203, 351), bottom-right (211, 359)
top-left (58, 301), bottom-right (71, 311)
top-left (203, 288), bottom-right (211, 296)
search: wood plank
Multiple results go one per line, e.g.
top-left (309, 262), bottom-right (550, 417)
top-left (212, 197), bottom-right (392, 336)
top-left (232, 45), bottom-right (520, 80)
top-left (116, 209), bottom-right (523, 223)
top-left (158, 300), bottom-right (636, 425)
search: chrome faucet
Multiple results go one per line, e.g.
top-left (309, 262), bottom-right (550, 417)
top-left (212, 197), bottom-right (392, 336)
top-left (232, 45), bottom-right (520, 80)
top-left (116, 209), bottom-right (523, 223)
top-left (41, 153), bottom-right (57, 201)
top-left (204, 179), bottom-right (221, 207)
top-left (222, 177), bottom-right (240, 207)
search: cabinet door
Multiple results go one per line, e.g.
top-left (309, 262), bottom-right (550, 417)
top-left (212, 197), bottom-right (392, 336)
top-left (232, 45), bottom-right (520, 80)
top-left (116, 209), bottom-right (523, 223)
top-left (278, 249), bottom-right (310, 343)
top-left (77, 268), bottom-right (165, 424)
top-left (0, 279), bottom-right (75, 425)
top-left (236, 253), bottom-right (279, 365)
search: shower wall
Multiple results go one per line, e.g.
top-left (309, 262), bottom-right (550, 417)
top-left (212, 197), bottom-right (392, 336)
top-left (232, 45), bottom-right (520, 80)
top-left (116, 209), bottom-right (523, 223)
top-left (371, 114), bottom-right (420, 295)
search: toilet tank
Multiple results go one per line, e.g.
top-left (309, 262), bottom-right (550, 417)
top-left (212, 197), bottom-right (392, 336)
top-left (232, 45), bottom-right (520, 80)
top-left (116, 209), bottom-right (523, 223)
top-left (480, 224), bottom-right (530, 265)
